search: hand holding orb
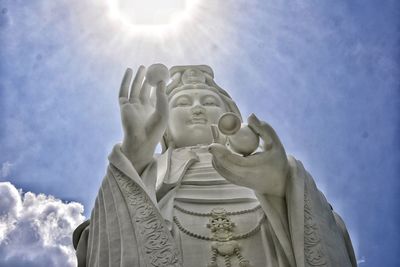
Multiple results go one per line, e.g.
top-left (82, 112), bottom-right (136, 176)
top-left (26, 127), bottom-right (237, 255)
top-left (146, 63), bottom-right (170, 86)
top-left (217, 112), bottom-right (260, 156)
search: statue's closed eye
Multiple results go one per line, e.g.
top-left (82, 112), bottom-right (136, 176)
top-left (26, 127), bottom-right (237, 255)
top-left (174, 96), bottom-right (191, 107)
top-left (202, 96), bottom-right (220, 106)
top-left (203, 101), bottom-right (217, 106)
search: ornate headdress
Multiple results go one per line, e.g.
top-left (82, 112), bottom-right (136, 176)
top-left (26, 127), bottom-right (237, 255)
top-left (161, 65), bottom-right (242, 151)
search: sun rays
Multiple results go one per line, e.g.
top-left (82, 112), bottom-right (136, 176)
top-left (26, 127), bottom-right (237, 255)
top-left (105, 0), bottom-right (201, 36)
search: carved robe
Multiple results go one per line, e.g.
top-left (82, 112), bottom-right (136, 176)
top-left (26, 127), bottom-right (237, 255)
top-left (73, 144), bottom-right (357, 267)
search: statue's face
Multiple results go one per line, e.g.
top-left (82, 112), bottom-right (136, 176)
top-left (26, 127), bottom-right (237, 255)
top-left (167, 88), bottom-right (227, 148)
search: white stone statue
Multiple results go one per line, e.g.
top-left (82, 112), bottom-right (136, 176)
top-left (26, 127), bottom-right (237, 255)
top-left (73, 65), bottom-right (357, 267)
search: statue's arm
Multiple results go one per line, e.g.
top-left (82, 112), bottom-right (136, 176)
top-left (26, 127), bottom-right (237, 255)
top-left (72, 155), bottom-right (180, 267)
top-left (72, 67), bottom-right (174, 266)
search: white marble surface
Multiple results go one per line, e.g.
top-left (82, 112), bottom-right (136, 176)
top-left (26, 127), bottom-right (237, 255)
top-left (73, 65), bottom-right (357, 267)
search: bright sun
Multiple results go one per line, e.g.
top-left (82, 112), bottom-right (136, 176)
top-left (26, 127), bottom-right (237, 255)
top-left (107, 0), bottom-right (197, 34)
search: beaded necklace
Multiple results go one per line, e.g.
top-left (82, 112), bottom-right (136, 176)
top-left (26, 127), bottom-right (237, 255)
top-left (173, 205), bottom-right (264, 267)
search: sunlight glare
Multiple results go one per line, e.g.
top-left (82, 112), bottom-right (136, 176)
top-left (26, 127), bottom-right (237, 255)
top-left (107, 0), bottom-right (198, 34)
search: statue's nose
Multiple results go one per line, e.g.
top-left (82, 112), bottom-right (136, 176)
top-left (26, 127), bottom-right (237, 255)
top-left (191, 105), bottom-right (205, 115)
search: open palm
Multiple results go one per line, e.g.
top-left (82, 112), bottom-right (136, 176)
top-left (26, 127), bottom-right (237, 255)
top-left (119, 66), bottom-right (168, 173)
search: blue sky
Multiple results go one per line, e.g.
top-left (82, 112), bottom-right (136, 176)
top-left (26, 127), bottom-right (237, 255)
top-left (0, 0), bottom-right (399, 266)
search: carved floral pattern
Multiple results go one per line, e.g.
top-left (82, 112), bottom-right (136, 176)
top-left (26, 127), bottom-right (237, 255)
top-left (304, 187), bottom-right (328, 266)
top-left (111, 166), bottom-right (182, 267)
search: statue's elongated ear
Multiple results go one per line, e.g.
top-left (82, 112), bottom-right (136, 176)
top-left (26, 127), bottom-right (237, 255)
top-left (161, 129), bottom-right (175, 153)
top-left (161, 134), bottom-right (168, 153)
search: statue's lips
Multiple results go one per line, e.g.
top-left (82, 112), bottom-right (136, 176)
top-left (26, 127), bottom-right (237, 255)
top-left (189, 116), bottom-right (208, 124)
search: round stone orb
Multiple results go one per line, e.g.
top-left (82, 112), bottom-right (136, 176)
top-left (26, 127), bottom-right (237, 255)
top-left (229, 125), bottom-right (260, 156)
top-left (146, 64), bottom-right (170, 86)
top-left (218, 112), bottom-right (241, 136)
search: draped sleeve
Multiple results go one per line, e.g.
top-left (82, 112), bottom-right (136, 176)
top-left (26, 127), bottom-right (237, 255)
top-left (256, 156), bottom-right (357, 267)
top-left (73, 144), bottom-right (182, 267)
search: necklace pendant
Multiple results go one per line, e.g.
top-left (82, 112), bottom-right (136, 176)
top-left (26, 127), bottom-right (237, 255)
top-left (209, 241), bottom-right (236, 267)
top-left (206, 209), bottom-right (252, 267)
top-left (208, 241), bottom-right (251, 267)
top-left (213, 240), bottom-right (238, 256)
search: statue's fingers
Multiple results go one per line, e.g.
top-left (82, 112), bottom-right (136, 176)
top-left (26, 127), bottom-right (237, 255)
top-left (149, 88), bottom-right (156, 107)
top-left (154, 81), bottom-right (168, 114)
top-left (119, 68), bottom-right (132, 105)
top-left (146, 81), bottom-right (168, 134)
top-left (129, 65), bottom-right (146, 102)
top-left (241, 151), bottom-right (274, 166)
top-left (247, 113), bottom-right (281, 151)
top-left (139, 81), bottom-right (151, 104)
top-left (209, 143), bottom-right (269, 167)
top-left (208, 144), bottom-right (250, 167)
top-left (209, 144), bottom-right (254, 186)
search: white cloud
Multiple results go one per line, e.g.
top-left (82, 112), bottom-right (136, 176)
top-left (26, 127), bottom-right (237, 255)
top-left (0, 182), bottom-right (85, 267)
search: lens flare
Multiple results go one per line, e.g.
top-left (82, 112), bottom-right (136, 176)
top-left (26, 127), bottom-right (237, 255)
top-left (106, 0), bottom-right (199, 35)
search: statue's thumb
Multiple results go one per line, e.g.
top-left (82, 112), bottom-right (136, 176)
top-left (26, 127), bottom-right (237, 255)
top-left (208, 143), bottom-right (230, 158)
top-left (208, 144), bottom-right (233, 173)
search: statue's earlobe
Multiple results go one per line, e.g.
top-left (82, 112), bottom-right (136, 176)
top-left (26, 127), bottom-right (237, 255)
top-left (161, 130), bottom-right (175, 153)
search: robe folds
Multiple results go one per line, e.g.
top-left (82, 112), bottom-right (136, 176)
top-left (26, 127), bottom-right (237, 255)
top-left (73, 144), bottom-right (357, 267)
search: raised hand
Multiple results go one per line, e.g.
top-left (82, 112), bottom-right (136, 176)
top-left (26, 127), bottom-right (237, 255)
top-left (119, 66), bottom-right (169, 174)
top-left (208, 114), bottom-right (289, 197)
